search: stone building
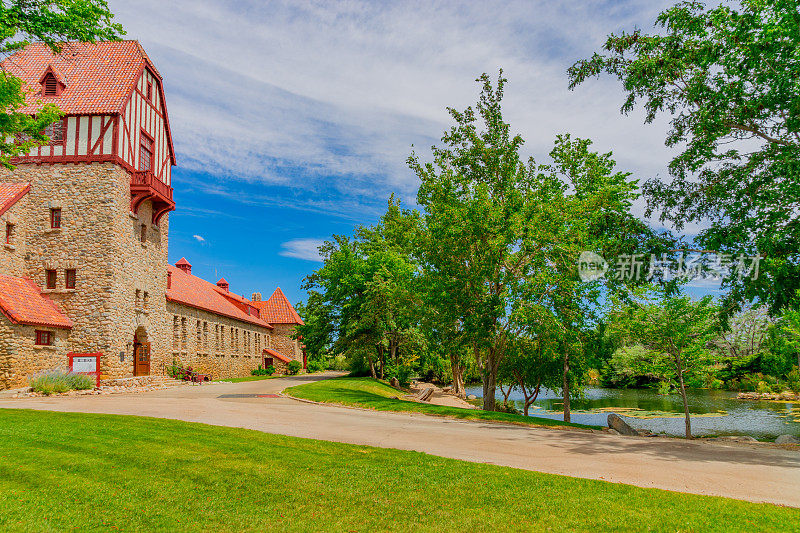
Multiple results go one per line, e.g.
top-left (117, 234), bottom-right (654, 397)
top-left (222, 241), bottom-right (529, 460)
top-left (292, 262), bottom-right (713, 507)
top-left (0, 41), bottom-right (304, 389)
top-left (251, 288), bottom-right (306, 369)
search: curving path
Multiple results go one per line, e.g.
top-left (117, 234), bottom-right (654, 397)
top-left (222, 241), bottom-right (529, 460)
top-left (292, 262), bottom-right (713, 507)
top-left (2, 372), bottom-right (798, 507)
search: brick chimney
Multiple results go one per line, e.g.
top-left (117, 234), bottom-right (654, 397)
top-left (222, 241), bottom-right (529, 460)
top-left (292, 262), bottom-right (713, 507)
top-left (252, 292), bottom-right (262, 302)
top-left (175, 257), bottom-right (192, 274)
top-left (216, 278), bottom-right (229, 292)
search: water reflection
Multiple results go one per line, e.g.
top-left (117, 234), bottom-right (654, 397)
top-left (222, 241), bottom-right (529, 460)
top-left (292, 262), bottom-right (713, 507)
top-left (465, 385), bottom-right (800, 439)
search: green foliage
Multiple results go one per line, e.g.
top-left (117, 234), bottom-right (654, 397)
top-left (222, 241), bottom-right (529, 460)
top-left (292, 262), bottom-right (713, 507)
top-left (305, 358), bottom-right (325, 373)
top-left (251, 365), bottom-right (275, 377)
top-left (287, 360), bottom-right (302, 375)
top-left (29, 371), bottom-right (94, 395)
top-left (0, 0), bottom-right (124, 168)
top-left (569, 0), bottom-right (800, 313)
top-left (607, 287), bottom-right (719, 437)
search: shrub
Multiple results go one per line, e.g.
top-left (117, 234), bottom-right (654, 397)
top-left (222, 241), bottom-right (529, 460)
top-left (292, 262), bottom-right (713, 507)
top-left (287, 360), bottom-right (302, 375)
top-left (251, 365), bottom-right (276, 377)
top-left (756, 380), bottom-right (771, 394)
top-left (30, 371), bottom-right (95, 395)
top-left (306, 359), bottom-right (325, 373)
top-left (328, 355), bottom-right (348, 371)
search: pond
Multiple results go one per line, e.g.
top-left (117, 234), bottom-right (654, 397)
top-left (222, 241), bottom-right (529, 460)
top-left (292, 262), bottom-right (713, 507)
top-left (465, 384), bottom-right (800, 440)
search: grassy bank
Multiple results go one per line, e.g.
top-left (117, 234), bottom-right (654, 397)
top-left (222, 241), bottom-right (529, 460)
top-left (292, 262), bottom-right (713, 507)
top-left (285, 376), bottom-right (597, 430)
top-left (0, 409), bottom-right (796, 532)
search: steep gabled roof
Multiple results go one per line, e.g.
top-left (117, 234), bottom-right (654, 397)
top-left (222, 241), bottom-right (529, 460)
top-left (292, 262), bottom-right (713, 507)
top-left (166, 265), bottom-right (272, 329)
top-left (1, 40), bottom-right (175, 164)
top-left (0, 275), bottom-right (73, 329)
top-left (0, 183), bottom-right (30, 217)
top-left (252, 287), bottom-right (304, 325)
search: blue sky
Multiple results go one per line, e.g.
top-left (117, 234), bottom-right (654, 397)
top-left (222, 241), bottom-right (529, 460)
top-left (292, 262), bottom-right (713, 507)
top-left (110, 0), bottom-right (719, 305)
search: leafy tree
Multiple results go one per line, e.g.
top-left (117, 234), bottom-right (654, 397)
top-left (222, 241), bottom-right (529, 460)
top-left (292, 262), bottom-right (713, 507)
top-left (607, 289), bottom-right (719, 438)
top-left (497, 332), bottom-right (562, 416)
top-left (294, 290), bottom-right (335, 368)
top-left (568, 0), bottom-right (800, 313)
top-left (0, 0), bottom-right (124, 167)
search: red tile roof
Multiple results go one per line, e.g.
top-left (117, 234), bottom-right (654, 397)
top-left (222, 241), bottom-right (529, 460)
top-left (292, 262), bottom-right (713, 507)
top-left (166, 265), bottom-right (273, 329)
top-left (0, 182), bottom-right (30, 217)
top-left (263, 347), bottom-right (291, 363)
top-left (0, 275), bottom-right (73, 329)
top-left (252, 288), bottom-right (304, 325)
top-left (2, 41), bottom-right (154, 114)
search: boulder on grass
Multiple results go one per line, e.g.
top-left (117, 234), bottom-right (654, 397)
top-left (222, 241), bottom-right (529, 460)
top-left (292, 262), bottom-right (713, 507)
top-left (776, 434), bottom-right (799, 445)
top-left (607, 413), bottom-right (639, 436)
top-left (389, 377), bottom-right (400, 388)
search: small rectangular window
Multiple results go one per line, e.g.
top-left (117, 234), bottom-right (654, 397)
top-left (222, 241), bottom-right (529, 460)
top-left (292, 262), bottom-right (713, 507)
top-left (140, 224), bottom-right (147, 243)
top-left (50, 208), bottom-right (61, 229)
top-left (44, 119), bottom-right (64, 144)
top-left (5, 223), bottom-right (12, 244)
top-left (35, 330), bottom-right (53, 346)
top-left (46, 269), bottom-right (57, 289)
top-left (139, 132), bottom-right (154, 172)
top-left (65, 269), bottom-right (76, 289)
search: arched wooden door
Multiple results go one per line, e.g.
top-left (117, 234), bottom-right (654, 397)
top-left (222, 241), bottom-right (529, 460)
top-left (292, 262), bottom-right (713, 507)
top-left (134, 342), bottom-right (151, 376)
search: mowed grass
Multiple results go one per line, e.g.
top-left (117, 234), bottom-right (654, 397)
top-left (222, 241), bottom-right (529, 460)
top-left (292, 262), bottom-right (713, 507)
top-left (0, 409), bottom-right (797, 532)
top-left (285, 376), bottom-right (600, 430)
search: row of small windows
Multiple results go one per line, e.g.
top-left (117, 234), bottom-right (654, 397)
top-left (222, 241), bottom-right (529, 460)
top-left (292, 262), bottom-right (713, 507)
top-left (172, 316), bottom-right (267, 356)
top-left (45, 268), bottom-right (76, 290)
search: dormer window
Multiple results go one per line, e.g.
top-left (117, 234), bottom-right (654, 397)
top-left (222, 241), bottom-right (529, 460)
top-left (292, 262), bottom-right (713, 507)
top-left (39, 66), bottom-right (65, 97)
top-left (43, 73), bottom-right (57, 96)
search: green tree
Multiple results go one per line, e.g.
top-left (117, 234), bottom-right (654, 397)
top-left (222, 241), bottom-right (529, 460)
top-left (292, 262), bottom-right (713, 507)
top-left (497, 330), bottom-right (562, 416)
top-left (568, 0), bottom-right (800, 313)
top-left (0, 0), bottom-right (124, 167)
top-left (607, 289), bottom-right (719, 438)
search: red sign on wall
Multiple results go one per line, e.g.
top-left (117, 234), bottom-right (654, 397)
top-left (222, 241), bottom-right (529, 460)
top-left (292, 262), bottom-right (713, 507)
top-left (68, 352), bottom-right (102, 387)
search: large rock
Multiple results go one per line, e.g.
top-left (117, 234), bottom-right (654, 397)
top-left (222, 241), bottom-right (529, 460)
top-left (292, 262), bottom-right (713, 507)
top-left (776, 434), bottom-right (800, 445)
top-left (607, 413), bottom-right (639, 436)
top-left (389, 377), bottom-right (400, 388)
top-left (467, 394), bottom-right (477, 400)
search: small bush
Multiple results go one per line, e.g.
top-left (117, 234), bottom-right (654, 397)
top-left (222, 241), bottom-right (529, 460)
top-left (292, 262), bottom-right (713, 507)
top-left (306, 359), bottom-right (325, 373)
top-left (328, 355), bottom-right (348, 371)
top-left (30, 371), bottom-right (95, 395)
top-left (287, 360), bottom-right (302, 375)
top-left (251, 365), bottom-right (276, 376)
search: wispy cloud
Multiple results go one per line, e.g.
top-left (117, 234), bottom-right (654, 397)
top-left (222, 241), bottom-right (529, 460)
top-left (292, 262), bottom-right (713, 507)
top-left (110, 0), bottom-right (680, 226)
top-left (192, 234), bottom-right (205, 243)
top-left (279, 238), bottom-right (326, 262)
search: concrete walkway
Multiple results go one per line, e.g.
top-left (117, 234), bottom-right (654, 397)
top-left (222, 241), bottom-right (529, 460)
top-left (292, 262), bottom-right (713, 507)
top-left (2, 372), bottom-right (799, 507)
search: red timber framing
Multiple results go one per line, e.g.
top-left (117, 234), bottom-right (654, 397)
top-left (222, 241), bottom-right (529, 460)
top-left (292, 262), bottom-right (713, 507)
top-left (10, 51), bottom-right (177, 225)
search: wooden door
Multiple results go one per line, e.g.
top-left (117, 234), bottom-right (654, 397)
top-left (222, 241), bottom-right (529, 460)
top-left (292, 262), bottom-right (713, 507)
top-left (135, 342), bottom-right (151, 376)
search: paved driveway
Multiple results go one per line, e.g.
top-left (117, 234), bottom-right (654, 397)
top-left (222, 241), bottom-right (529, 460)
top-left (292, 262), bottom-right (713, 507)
top-left (2, 372), bottom-right (799, 507)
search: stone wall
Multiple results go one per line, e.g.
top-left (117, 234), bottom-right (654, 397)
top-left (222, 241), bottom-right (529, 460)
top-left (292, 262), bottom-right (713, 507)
top-left (0, 314), bottom-right (70, 390)
top-left (165, 300), bottom-right (273, 379)
top-left (271, 323), bottom-right (303, 363)
top-left (0, 162), bottom-right (169, 384)
top-left (0, 194), bottom-right (28, 276)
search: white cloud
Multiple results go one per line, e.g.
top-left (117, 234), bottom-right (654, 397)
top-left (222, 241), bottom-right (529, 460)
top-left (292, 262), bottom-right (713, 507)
top-left (192, 234), bottom-right (205, 243)
top-left (109, 0), bottom-right (685, 226)
top-left (279, 238), bottom-right (326, 262)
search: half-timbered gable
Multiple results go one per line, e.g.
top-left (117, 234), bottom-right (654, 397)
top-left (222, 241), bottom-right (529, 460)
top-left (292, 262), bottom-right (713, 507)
top-left (1, 41), bottom-right (176, 224)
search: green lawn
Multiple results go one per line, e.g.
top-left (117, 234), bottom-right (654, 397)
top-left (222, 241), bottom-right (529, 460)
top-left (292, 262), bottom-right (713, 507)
top-left (285, 376), bottom-right (600, 430)
top-left (0, 409), bottom-right (796, 532)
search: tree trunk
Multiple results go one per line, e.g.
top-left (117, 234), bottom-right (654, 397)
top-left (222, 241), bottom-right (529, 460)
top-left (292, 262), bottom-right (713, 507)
top-left (368, 351), bottom-right (376, 379)
top-left (450, 354), bottom-right (465, 398)
top-left (378, 345), bottom-right (385, 380)
top-left (482, 369), bottom-right (497, 411)
top-left (562, 346), bottom-right (571, 423)
top-left (675, 352), bottom-right (692, 439)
